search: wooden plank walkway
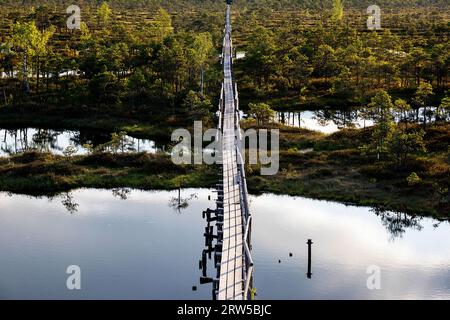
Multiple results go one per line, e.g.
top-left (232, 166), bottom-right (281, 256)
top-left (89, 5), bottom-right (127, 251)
top-left (217, 4), bottom-right (247, 301)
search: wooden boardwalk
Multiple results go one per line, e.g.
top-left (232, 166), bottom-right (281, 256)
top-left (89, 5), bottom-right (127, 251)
top-left (216, 4), bottom-right (253, 301)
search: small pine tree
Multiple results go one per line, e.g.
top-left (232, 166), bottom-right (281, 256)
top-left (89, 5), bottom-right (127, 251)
top-left (248, 103), bottom-right (275, 125)
top-left (362, 90), bottom-right (395, 160)
top-left (331, 0), bottom-right (344, 22)
top-left (97, 2), bottom-right (112, 26)
top-left (151, 8), bottom-right (174, 42)
top-left (406, 172), bottom-right (422, 186)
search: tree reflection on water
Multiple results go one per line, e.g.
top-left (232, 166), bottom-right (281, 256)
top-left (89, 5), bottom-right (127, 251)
top-left (168, 189), bottom-right (198, 213)
top-left (371, 207), bottom-right (424, 241)
top-left (0, 128), bottom-right (164, 155)
top-left (112, 188), bottom-right (132, 200)
top-left (60, 192), bottom-right (79, 215)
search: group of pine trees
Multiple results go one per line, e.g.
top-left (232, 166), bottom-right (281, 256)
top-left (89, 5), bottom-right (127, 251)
top-left (235, 1), bottom-right (449, 106)
top-left (0, 2), bottom-right (219, 121)
top-left (0, 0), bottom-right (448, 124)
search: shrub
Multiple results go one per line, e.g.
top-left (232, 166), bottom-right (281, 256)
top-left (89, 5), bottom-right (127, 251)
top-left (248, 103), bottom-right (275, 125)
top-left (308, 168), bottom-right (333, 178)
top-left (448, 146), bottom-right (450, 163)
top-left (387, 129), bottom-right (426, 168)
top-left (10, 151), bottom-right (52, 164)
top-left (359, 164), bottom-right (394, 179)
top-left (327, 149), bottom-right (360, 161)
top-left (427, 162), bottom-right (450, 178)
top-left (406, 172), bottom-right (422, 186)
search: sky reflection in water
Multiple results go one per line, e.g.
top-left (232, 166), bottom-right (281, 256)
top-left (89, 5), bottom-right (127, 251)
top-left (0, 189), bottom-right (448, 299)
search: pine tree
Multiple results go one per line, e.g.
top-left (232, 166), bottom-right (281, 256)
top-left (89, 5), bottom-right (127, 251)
top-left (331, 0), bottom-right (344, 22)
top-left (97, 2), bottom-right (113, 26)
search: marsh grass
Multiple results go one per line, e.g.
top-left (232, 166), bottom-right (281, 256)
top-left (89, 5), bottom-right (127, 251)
top-left (0, 122), bottom-right (448, 217)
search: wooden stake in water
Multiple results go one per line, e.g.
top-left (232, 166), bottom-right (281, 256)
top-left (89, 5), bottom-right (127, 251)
top-left (307, 239), bottom-right (313, 279)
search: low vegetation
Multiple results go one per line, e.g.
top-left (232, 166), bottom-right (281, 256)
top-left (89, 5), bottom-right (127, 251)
top-left (0, 151), bottom-right (217, 195)
top-left (1, 119), bottom-right (448, 217)
top-left (244, 121), bottom-right (449, 217)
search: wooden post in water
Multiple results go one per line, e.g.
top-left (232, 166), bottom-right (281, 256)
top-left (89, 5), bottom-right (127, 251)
top-left (307, 239), bottom-right (313, 279)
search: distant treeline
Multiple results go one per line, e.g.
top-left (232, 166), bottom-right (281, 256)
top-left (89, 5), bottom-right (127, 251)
top-left (0, 0), bottom-right (449, 9)
top-left (224, 0), bottom-right (449, 111)
top-left (0, 3), bottom-right (222, 123)
top-left (0, 0), bottom-right (448, 121)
